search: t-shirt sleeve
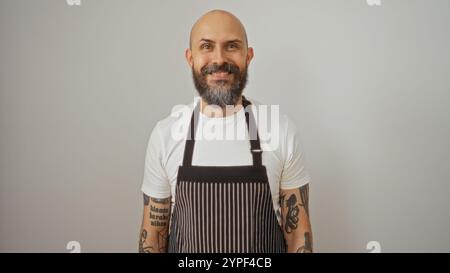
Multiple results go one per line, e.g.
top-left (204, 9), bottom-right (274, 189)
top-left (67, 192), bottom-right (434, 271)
top-left (141, 121), bottom-right (171, 198)
top-left (280, 116), bottom-right (311, 189)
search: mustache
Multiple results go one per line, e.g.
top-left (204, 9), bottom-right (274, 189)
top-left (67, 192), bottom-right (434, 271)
top-left (200, 62), bottom-right (241, 76)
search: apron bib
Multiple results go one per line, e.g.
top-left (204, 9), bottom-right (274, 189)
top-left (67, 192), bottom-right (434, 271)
top-left (167, 96), bottom-right (286, 253)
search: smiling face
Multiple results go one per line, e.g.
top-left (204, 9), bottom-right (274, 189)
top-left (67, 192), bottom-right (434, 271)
top-left (186, 10), bottom-right (254, 108)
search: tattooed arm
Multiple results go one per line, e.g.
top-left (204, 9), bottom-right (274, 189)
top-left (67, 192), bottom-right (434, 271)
top-left (280, 183), bottom-right (313, 253)
top-left (139, 194), bottom-right (171, 253)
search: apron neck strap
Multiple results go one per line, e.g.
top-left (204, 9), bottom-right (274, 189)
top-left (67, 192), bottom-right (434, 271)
top-left (243, 96), bottom-right (263, 167)
top-left (182, 95), bottom-right (263, 167)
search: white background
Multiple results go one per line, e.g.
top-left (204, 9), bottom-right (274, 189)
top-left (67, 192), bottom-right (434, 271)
top-left (1, 0), bottom-right (449, 252)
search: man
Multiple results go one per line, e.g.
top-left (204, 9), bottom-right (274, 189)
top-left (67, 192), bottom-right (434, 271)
top-left (139, 9), bottom-right (312, 253)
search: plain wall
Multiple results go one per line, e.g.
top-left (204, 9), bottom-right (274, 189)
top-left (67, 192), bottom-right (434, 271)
top-left (1, 0), bottom-right (449, 252)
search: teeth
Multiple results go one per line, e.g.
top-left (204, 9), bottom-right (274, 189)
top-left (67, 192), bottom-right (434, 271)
top-left (209, 71), bottom-right (231, 75)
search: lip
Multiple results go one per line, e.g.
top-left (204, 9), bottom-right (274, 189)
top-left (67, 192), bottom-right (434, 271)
top-left (209, 72), bottom-right (231, 80)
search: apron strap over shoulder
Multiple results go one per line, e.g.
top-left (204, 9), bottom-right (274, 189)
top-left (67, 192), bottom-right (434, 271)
top-left (182, 101), bottom-right (199, 167)
top-left (182, 96), bottom-right (263, 167)
top-left (242, 96), bottom-right (263, 167)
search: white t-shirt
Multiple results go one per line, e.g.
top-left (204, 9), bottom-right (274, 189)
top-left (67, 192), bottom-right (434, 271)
top-left (141, 96), bottom-right (311, 224)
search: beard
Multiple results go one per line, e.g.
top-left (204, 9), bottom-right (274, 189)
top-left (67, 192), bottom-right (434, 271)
top-left (192, 62), bottom-right (248, 108)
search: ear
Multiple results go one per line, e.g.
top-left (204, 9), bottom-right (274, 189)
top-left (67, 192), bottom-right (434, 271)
top-left (246, 47), bottom-right (254, 67)
top-left (185, 48), bottom-right (193, 68)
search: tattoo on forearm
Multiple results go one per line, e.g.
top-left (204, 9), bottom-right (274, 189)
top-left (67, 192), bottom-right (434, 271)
top-left (279, 193), bottom-right (286, 207)
top-left (149, 197), bottom-right (170, 227)
top-left (296, 232), bottom-right (313, 253)
top-left (284, 194), bottom-right (300, 233)
top-left (150, 197), bottom-right (171, 204)
top-left (140, 196), bottom-right (171, 253)
top-left (139, 227), bottom-right (169, 253)
top-left (139, 229), bottom-right (153, 253)
top-left (281, 184), bottom-right (310, 234)
top-left (299, 184), bottom-right (310, 217)
top-left (156, 228), bottom-right (169, 252)
top-left (281, 184), bottom-right (312, 252)
top-left (150, 205), bottom-right (169, 227)
top-left (149, 197), bottom-right (170, 252)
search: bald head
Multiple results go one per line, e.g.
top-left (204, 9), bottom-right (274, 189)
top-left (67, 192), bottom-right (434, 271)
top-left (189, 10), bottom-right (248, 49)
top-left (185, 10), bottom-right (254, 109)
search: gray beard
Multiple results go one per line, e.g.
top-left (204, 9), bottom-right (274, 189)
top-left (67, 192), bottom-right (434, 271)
top-left (200, 82), bottom-right (241, 107)
top-left (192, 67), bottom-right (248, 108)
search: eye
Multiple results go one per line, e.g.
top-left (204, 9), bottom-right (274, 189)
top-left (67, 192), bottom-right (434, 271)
top-left (201, 43), bottom-right (212, 50)
top-left (228, 43), bottom-right (238, 49)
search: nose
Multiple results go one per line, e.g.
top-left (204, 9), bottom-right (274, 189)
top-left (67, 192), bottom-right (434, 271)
top-left (211, 47), bottom-right (227, 65)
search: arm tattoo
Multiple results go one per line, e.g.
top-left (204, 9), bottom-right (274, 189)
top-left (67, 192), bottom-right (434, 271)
top-left (140, 196), bottom-right (171, 253)
top-left (282, 184), bottom-right (312, 252)
top-left (149, 197), bottom-right (170, 252)
top-left (149, 197), bottom-right (170, 227)
top-left (155, 228), bottom-right (169, 252)
top-left (296, 232), bottom-right (313, 253)
top-left (279, 193), bottom-right (286, 207)
top-left (139, 229), bottom-right (153, 253)
top-left (281, 184), bottom-right (310, 234)
top-left (299, 184), bottom-right (310, 217)
top-left (284, 194), bottom-right (300, 233)
top-left (150, 197), bottom-right (171, 204)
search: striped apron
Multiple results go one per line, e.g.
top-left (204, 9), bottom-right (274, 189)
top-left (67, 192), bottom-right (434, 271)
top-left (167, 96), bottom-right (286, 253)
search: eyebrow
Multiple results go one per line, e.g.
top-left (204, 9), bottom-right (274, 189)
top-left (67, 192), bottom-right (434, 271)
top-left (198, 38), bottom-right (244, 44)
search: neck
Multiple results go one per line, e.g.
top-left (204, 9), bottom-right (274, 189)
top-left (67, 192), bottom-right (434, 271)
top-left (200, 96), bottom-right (243, 118)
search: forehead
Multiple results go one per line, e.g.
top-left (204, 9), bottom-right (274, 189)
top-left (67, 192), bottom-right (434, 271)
top-left (191, 14), bottom-right (246, 45)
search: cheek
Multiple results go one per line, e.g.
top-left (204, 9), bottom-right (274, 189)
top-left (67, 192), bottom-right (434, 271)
top-left (193, 56), bottom-right (209, 71)
top-left (229, 55), bottom-right (247, 70)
